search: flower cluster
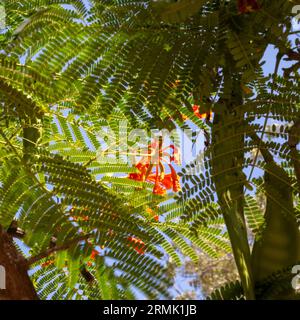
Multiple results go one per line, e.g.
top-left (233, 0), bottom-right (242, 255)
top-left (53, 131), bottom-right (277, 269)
top-left (87, 249), bottom-right (100, 267)
top-left (192, 105), bottom-right (213, 121)
top-left (128, 141), bottom-right (181, 196)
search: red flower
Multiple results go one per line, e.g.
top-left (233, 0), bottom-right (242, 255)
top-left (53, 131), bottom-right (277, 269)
top-left (128, 173), bottom-right (143, 181)
top-left (144, 173), bottom-right (156, 183)
top-left (238, 0), bottom-right (260, 14)
top-left (169, 145), bottom-right (180, 164)
top-left (146, 207), bottom-right (158, 220)
top-left (128, 236), bottom-right (146, 255)
top-left (161, 174), bottom-right (173, 190)
top-left (136, 162), bottom-right (149, 174)
top-left (135, 162), bottom-right (150, 181)
top-left (90, 249), bottom-right (100, 260)
top-left (87, 249), bottom-right (101, 266)
top-left (128, 141), bottom-right (181, 195)
top-left (169, 164), bottom-right (181, 192)
top-left (146, 173), bottom-right (171, 190)
top-left (153, 215), bottom-right (159, 222)
top-left (192, 105), bottom-right (213, 120)
top-left (153, 183), bottom-right (167, 196)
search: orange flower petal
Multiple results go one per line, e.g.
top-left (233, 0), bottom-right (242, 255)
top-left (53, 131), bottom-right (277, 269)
top-left (192, 105), bottom-right (213, 121)
top-left (153, 183), bottom-right (166, 196)
top-left (90, 249), bottom-right (100, 260)
top-left (146, 208), bottom-right (160, 222)
top-left (161, 174), bottom-right (173, 189)
top-left (128, 173), bottom-right (143, 181)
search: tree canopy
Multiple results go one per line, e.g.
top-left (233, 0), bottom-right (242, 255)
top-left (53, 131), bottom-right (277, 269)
top-left (0, 0), bottom-right (300, 300)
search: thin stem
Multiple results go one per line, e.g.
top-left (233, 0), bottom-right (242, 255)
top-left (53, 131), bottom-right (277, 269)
top-left (27, 234), bottom-right (91, 266)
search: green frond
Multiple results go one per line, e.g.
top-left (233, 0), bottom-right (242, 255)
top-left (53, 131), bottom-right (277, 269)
top-left (207, 280), bottom-right (244, 300)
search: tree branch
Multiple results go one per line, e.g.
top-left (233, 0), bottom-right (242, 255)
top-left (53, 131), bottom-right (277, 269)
top-left (247, 130), bottom-right (275, 164)
top-left (27, 234), bottom-right (91, 266)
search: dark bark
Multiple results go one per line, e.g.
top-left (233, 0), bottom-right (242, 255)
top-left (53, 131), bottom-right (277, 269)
top-left (0, 226), bottom-right (38, 300)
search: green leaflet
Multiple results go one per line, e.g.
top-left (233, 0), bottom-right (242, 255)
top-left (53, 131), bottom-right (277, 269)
top-left (152, 0), bottom-right (207, 23)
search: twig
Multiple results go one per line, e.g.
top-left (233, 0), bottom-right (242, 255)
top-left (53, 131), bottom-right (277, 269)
top-left (27, 234), bottom-right (91, 266)
top-left (247, 130), bottom-right (275, 164)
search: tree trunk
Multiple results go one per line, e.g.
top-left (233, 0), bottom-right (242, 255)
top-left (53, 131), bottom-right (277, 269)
top-left (249, 133), bottom-right (300, 299)
top-left (0, 226), bottom-right (38, 300)
top-left (210, 56), bottom-right (256, 298)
